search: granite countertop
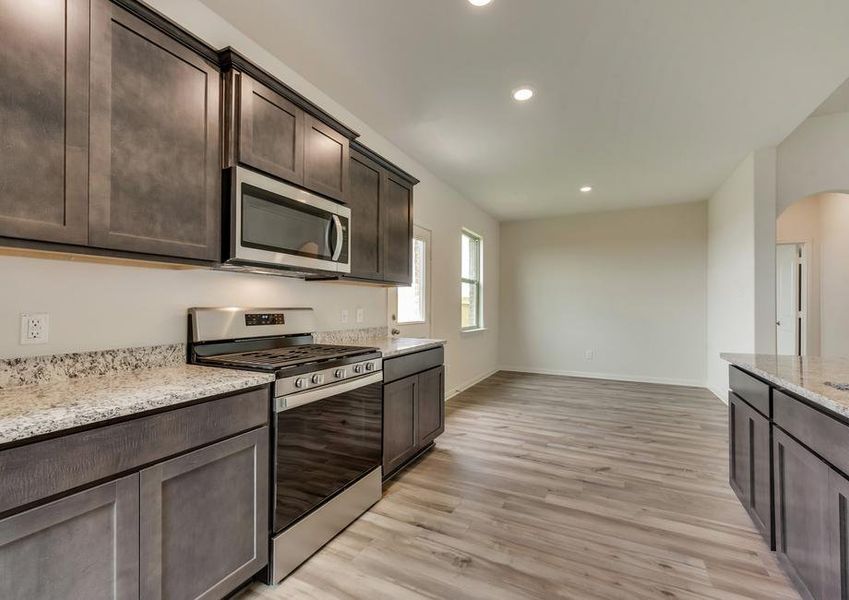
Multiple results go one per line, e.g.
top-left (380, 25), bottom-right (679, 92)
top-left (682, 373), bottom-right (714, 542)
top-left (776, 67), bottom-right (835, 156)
top-left (722, 353), bottom-right (849, 418)
top-left (359, 337), bottom-right (446, 358)
top-left (0, 365), bottom-right (274, 447)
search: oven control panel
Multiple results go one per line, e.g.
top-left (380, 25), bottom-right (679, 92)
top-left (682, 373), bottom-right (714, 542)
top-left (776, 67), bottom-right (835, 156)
top-left (245, 313), bottom-right (286, 326)
top-left (276, 357), bottom-right (382, 397)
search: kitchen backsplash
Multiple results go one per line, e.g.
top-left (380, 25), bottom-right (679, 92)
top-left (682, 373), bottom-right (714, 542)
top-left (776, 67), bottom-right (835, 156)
top-left (0, 344), bottom-right (185, 389)
top-left (313, 327), bottom-right (390, 344)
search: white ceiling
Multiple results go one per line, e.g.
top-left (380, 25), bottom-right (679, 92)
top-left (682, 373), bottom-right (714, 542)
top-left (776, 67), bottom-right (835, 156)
top-left (200, 0), bottom-right (849, 221)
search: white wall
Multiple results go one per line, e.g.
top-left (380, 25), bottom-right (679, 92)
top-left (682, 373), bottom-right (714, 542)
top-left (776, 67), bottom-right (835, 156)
top-left (777, 112), bottom-right (849, 214)
top-left (498, 201), bottom-right (707, 387)
top-left (0, 0), bottom-right (500, 395)
top-left (706, 155), bottom-right (757, 398)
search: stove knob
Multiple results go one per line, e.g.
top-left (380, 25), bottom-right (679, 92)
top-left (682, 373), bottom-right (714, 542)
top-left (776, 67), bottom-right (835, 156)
top-left (294, 377), bottom-right (306, 389)
top-left (365, 362), bottom-right (375, 372)
top-left (353, 364), bottom-right (364, 374)
top-left (334, 368), bottom-right (346, 379)
top-left (311, 374), bottom-right (324, 385)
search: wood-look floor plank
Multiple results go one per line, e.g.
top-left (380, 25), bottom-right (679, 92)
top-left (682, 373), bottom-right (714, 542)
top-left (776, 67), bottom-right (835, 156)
top-left (239, 371), bottom-right (799, 600)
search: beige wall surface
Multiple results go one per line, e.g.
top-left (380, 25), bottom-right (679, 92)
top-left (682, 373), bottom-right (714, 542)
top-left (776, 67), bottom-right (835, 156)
top-left (499, 201), bottom-right (707, 386)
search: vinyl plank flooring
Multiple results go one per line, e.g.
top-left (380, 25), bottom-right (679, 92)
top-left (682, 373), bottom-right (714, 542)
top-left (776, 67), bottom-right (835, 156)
top-left (239, 371), bottom-right (799, 600)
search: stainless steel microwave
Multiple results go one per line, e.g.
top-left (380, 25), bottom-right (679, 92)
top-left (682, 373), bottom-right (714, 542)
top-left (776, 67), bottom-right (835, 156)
top-left (223, 166), bottom-right (350, 274)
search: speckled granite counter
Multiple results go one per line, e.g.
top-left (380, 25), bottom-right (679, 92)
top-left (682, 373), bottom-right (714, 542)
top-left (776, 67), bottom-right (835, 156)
top-left (357, 337), bottom-right (446, 358)
top-left (0, 363), bottom-right (273, 447)
top-left (722, 353), bottom-right (849, 418)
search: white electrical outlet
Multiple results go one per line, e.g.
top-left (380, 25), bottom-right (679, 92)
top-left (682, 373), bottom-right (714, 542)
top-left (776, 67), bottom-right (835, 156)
top-left (585, 350), bottom-right (594, 360)
top-left (340, 309), bottom-right (349, 324)
top-left (20, 313), bottom-right (49, 345)
top-left (356, 307), bottom-right (364, 323)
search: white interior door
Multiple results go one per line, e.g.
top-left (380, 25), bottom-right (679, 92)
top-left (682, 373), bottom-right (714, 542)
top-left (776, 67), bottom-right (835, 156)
top-left (776, 243), bottom-right (800, 355)
top-left (388, 226), bottom-right (432, 338)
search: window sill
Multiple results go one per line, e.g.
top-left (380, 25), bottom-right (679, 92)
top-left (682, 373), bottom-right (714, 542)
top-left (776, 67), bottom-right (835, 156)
top-left (460, 327), bottom-right (487, 334)
top-left (397, 320), bottom-right (427, 326)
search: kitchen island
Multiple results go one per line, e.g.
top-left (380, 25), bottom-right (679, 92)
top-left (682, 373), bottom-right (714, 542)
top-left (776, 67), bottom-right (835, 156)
top-left (723, 353), bottom-right (849, 600)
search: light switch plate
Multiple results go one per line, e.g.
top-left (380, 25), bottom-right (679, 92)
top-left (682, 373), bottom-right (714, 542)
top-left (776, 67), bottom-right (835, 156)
top-left (341, 309), bottom-right (349, 324)
top-left (356, 308), bottom-right (364, 323)
top-left (21, 313), bottom-right (49, 345)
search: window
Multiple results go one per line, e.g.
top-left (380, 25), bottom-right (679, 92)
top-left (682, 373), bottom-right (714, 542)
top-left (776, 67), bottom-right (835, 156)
top-left (397, 235), bottom-right (427, 324)
top-left (461, 230), bottom-right (483, 330)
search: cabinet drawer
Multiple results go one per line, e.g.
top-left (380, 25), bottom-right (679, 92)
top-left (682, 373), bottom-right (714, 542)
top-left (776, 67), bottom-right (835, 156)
top-left (0, 387), bottom-right (269, 515)
top-left (774, 390), bottom-right (849, 477)
top-left (383, 346), bottom-right (444, 384)
top-left (729, 366), bottom-right (771, 417)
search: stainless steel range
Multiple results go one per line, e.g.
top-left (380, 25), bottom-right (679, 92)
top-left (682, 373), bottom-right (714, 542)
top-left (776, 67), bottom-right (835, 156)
top-left (187, 307), bottom-right (382, 584)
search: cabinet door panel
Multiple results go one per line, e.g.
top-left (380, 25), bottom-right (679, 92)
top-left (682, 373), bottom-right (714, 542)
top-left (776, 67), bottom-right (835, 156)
top-left (348, 150), bottom-right (382, 279)
top-left (238, 74), bottom-right (304, 184)
top-left (0, 475), bottom-right (139, 600)
top-left (89, 0), bottom-right (220, 260)
top-left (382, 174), bottom-right (413, 284)
top-left (774, 428), bottom-right (830, 600)
top-left (0, 0), bottom-right (88, 244)
top-left (728, 394), bottom-right (750, 503)
top-left (304, 115), bottom-right (349, 202)
top-left (417, 366), bottom-right (445, 447)
top-left (140, 428), bottom-right (268, 600)
top-left (383, 375), bottom-right (418, 475)
top-left (828, 470), bottom-right (849, 600)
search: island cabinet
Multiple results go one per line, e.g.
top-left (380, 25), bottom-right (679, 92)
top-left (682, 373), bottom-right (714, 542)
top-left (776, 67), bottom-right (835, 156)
top-left (729, 365), bottom-right (849, 600)
top-left (382, 347), bottom-right (445, 478)
top-left (222, 58), bottom-right (355, 204)
top-left (0, 386), bottom-right (270, 600)
top-left (728, 392), bottom-right (772, 545)
top-left (346, 143), bottom-right (418, 286)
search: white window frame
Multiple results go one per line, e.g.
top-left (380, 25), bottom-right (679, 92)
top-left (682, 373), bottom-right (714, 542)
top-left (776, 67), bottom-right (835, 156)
top-left (389, 225), bottom-right (432, 337)
top-left (461, 228), bottom-right (484, 332)
top-left (397, 232), bottom-right (428, 325)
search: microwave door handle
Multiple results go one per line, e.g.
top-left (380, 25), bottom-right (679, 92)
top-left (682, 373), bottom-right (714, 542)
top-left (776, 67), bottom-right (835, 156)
top-left (331, 215), bottom-right (343, 261)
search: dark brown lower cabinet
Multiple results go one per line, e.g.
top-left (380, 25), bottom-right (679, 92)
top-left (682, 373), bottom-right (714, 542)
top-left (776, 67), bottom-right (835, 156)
top-left (728, 393), bottom-right (772, 547)
top-left (383, 361), bottom-right (445, 479)
top-left (140, 427), bottom-right (268, 600)
top-left (827, 470), bottom-right (849, 600)
top-left (774, 428), bottom-right (831, 600)
top-left (417, 366), bottom-right (445, 447)
top-left (383, 375), bottom-right (419, 475)
top-left (0, 475), bottom-right (139, 600)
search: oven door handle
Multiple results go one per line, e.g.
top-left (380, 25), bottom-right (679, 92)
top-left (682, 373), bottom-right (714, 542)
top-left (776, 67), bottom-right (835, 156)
top-left (275, 372), bottom-right (383, 413)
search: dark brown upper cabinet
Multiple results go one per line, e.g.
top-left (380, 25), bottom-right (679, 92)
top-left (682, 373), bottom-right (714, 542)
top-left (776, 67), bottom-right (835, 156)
top-left (382, 173), bottom-right (414, 285)
top-left (221, 50), bottom-right (358, 205)
top-left (233, 72), bottom-right (305, 185)
top-left (88, 0), bottom-right (221, 261)
top-left (0, 0), bottom-right (89, 246)
top-left (304, 115), bottom-right (350, 202)
top-left (348, 150), bottom-right (383, 280)
top-left (346, 143), bottom-right (417, 286)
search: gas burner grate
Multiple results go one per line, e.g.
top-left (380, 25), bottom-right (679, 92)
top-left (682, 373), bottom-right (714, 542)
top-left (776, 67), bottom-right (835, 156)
top-left (200, 344), bottom-right (371, 370)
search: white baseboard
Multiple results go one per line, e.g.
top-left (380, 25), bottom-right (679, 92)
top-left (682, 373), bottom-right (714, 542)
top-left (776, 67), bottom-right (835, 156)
top-left (498, 365), bottom-right (707, 389)
top-left (708, 385), bottom-right (728, 403)
top-left (446, 368), bottom-right (499, 400)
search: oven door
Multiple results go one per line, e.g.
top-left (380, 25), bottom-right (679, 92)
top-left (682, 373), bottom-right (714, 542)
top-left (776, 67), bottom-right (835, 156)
top-left (273, 372), bottom-right (382, 533)
top-left (230, 167), bottom-right (350, 273)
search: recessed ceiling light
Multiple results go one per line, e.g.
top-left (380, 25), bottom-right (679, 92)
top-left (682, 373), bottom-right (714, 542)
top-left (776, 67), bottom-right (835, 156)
top-left (469, 0), bottom-right (492, 5)
top-left (512, 87), bottom-right (534, 102)
top-left (580, 186), bottom-right (593, 193)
